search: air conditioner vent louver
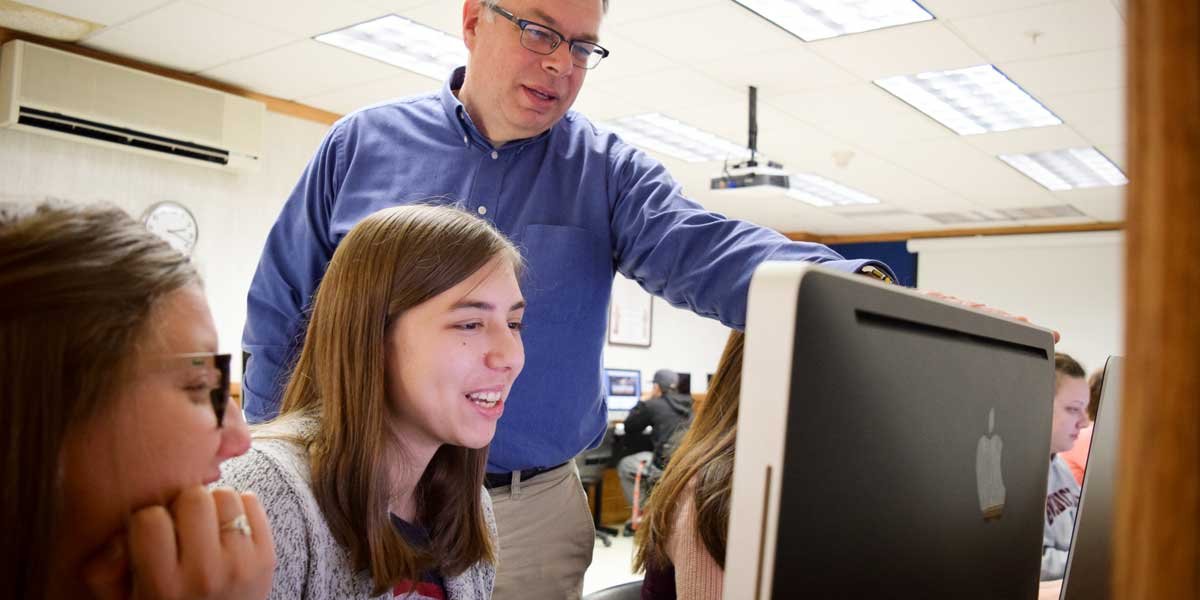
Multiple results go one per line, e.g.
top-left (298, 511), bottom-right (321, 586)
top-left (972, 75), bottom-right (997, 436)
top-left (1, 40), bottom-right (263, 171)
top-left (18, 107), bottom-right (230, 164)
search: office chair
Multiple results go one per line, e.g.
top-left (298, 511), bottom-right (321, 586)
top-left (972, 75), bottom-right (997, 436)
top-left (582, 580), bottom-right (643, 600)
top-left (575, 426), bottom-right (620, 547)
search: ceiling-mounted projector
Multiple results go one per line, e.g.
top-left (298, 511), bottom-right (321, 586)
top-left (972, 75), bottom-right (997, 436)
top-left (710, 85), bottom-right (789, 195)
top-left (710, 159), bottom-right (789, 192)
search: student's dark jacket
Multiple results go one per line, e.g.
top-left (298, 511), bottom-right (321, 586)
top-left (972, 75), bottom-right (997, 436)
top-left (623, 390), bottom-right (694, 469)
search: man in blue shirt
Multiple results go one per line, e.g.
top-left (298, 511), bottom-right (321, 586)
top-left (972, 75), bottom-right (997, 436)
top-left (243, 0), bottom-right (893, 596)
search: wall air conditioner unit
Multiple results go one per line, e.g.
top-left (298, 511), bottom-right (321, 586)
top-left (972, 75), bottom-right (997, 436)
top-left (0, 40), bottom-right (264, 171)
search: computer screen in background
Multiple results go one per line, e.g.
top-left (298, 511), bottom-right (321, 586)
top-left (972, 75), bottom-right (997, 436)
top-left (725, 263), bottom-right (1056, 600)
top-left (604, 368), bottom-right (642, 412)
top-left (675, 372), bottom-right (691, 395)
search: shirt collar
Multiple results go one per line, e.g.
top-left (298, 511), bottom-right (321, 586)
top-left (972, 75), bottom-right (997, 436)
top-left (439, 66), bottom-right (558, 151)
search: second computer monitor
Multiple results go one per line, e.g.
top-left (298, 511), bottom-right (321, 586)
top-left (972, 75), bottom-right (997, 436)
top-left (604, 367), bottom-right (642, 412)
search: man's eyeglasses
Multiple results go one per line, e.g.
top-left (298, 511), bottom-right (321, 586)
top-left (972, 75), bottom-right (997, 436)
top-left (489, 4), bottom-right (610, 70)
top-left (171, 353), bottom-right (232, 428)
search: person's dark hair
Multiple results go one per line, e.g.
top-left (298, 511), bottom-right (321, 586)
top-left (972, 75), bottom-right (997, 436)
top-left (272, 204), bottom-right (522, 593)
top-left (635, 330), bottom-right (743, 572)
top-left (0, 203), bottom-right (198, 599)
top-left (652, 369), bottom-right (678, 392)
top-left (1087, 368), bottom-right (1105, 421)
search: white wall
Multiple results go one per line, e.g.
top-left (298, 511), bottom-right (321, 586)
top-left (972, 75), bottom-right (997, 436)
top-left (0, 113), bottom-right (331, 379)
top-left (909, 232), bottom-right (1125, 375)
top-left (603, 283), bottom-right (733, 394)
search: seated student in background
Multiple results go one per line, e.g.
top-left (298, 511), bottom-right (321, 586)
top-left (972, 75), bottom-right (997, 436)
top-left (1043, 352), bottom-right (1091, 581)
top-left (617, 369), bottom-right (694, 514)
top-left (219, 205), bottom-right (523, 599)
top-left (1061, 368), bottom-right (1105, 485)
top-left (0, 203), bottom-right (274, 600)
top-left (634, 332), bottom-right (744, 600)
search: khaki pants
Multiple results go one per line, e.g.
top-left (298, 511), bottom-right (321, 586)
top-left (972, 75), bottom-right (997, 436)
top-left (488, 462), bottom-right (596, 600)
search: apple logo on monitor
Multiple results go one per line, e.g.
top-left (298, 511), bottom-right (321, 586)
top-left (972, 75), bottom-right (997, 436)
top-left (976, 408), bottom-right (1006, 521)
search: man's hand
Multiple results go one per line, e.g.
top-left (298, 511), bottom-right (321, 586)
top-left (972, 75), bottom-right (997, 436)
top-left (83, 486), bottom-right (275, 600)
top-left (919, 290), bottom-right (1062, 343)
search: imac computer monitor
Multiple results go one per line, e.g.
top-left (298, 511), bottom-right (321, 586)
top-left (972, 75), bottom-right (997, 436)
top-left (724, 263), bottom-right (1056, 599)
top-left (675, 372), bottom-right (691, 395)
top-left (1060, 356), bottom-right (1122, 600)
top-left (605, 368), bottom-right (642, 412)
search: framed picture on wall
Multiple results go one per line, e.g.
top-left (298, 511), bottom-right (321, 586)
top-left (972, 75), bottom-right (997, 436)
top-left (608, 276), bottom-right (653, 347)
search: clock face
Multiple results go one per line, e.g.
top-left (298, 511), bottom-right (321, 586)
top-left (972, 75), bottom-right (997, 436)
top-left (143, 201), bottom-right (198, 256)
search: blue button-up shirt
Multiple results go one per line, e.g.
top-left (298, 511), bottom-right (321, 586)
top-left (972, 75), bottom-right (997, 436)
top-left (243, 67), bottom-right (892, 472)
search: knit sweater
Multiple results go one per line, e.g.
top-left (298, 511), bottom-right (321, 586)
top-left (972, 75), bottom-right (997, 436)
top-left (216, 421), bottom-right (496, 600)
top-left (664, 479), bottom-right (724, 599)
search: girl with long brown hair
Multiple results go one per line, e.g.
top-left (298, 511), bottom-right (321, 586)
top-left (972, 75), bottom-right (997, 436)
top-left (634, 330), bottom-right (744, 599)
top-left (219, 205), bottom-right (525, 599)
top-left (0, 203), bottom-right (275, 600)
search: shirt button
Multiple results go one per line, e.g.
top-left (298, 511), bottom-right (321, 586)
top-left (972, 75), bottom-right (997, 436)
top-left (463, 135), bottom-right (469, 145)
top-left (477, 206), bottom-right (488, 215)
top-left (491, 151), bottom-right (499, 160)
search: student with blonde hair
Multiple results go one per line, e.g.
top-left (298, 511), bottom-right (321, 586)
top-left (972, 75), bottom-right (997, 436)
top-left (0, 203), bottom-right (274, 600)
top-left (1042, 352), bottom-right (1089, 580)
top-left (635, 331), bottom-right (744, 599)
top-left (220, 205), bottom-right (525, 599)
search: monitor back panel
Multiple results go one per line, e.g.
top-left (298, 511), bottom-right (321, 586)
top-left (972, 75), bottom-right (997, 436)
top-left (1061, 356), bottom-right (1122, 600)
top-left (725, 264), bottom-right (1055, 600)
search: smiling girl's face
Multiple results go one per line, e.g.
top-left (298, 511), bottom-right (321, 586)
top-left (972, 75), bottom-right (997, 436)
top-left (385, 256), bottom-right (526, 457)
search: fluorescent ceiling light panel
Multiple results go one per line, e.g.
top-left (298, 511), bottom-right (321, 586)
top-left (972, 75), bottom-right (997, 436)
top-left (600, 113), bottom-right (751, 163)
top-left (733, 0), bottom-right (933, 41)
top-left (787, 174), bottom-right (882, 207)
top-left (315, 15), bottom-right (466, 80)
top-left (998, 147), bottom-right (1128, 191)
top-left (875, 65), bottom-right (1062, 135)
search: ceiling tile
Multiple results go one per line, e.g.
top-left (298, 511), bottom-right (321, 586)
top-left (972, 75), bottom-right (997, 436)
top-left (1042, 88), bottom-right (1126, 147)
top-left (616, 3), bottom-right (800, 64)
top-left (193, 0), bottom-right (388, 38)
top-left (771, 84), bottom-right (954, 144)
top-left (1096, 143), bottom-right (1126, 171)
top-left (1056, 186), bottom-right (1124, 221)
top-left (83, 1), bottom-right (292, 72)
top-left (584, 67), bottom-right (744, 118)
top-left (873, 138), bottom-right (1058, 206)
top-left (300, 70), bottom-right (441, 115)
top-left (999, 49), bottom-right (1125, 98)
top-left (808, 20), bottom-right (986, 80)
top-left (386, 0), bottom-right (461, 38)
top-left (605, 0), bottom-right (725, 26)
top-left (693, 46), bottom-right (858, 96)
top-left (200, 39), bottom-right (406, 100)
top-left (963, 124), bottom-right (1092, 155)
top-left (1041, 87), bottom-right (1124, 126)
top-left (584, 31), bottom-right (676, 86)
top-left (18, 0), bottom-right (170, 27)
top-left (945, 0), bottom-right (1125, 63)
top-left (917, 0), bottom-right (1070, 20)
top-left (356, 0), bottom-right (436, 13)
top-left (1069, 118), bottom-right (1124, 148)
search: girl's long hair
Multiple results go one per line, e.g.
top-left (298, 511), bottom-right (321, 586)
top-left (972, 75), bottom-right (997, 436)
top-left (272, 204), bottom-right (521, 593)
top-left (0, 203), bottom-right (197, 599)
top-left (634, 330), bottom-right (744, 572)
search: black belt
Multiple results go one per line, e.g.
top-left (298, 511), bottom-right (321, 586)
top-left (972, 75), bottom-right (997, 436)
top-left (484, 461), bottom-right (569, 489)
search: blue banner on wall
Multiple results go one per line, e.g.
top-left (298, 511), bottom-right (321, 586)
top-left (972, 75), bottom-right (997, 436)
top-left (829, 241), bottom-right (918, 288)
